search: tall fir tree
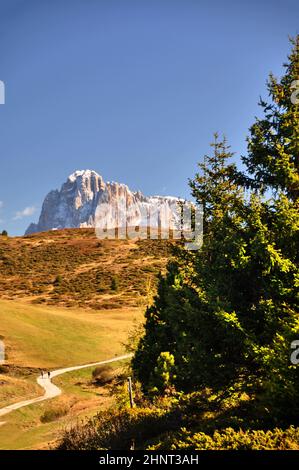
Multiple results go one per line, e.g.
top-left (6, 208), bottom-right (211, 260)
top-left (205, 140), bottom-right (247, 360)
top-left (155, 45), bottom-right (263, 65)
top-left (241, 36), bottom-right (299, 201)
top-left (133, 136), bottom-right (248, 392)
top-left (133, 38), bottom-right (299, 422)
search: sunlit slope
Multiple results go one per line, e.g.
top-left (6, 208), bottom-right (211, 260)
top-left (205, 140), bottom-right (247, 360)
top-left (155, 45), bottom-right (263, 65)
top-left (0, 299), bottom-right (142, 368)
top-left (0, 229), bottom-right (174, 309)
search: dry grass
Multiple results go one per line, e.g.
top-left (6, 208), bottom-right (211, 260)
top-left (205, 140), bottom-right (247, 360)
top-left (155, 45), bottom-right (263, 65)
top-left (0, 228), bottom-right (173, 449)
top-left (0, 298), bottom-right (143, 368)
top-left (0, 369), bottom-right (40, 408)
top-left (0, 362), bottom-right (127, 450)
top-left (0, 228), bottom-right (175, 309)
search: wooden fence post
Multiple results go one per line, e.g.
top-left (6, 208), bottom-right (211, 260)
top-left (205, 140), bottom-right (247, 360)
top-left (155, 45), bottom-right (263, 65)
top-left (128, 376), bottom-right (134, 408)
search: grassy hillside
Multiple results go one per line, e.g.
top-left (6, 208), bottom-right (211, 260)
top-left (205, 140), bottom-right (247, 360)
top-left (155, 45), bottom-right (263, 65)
top-left (0, 371), bottom-right (40, 408)
top-left (0, 299), bottom-right (142, 368)
top-left (0, 228), bottom-right (174, 449)
top-left (0, 298), bottom-right (140, 449)
top-left (0, 229), bottom-right (174, 310)
top-left (0, 360), bottom-right (129, 450)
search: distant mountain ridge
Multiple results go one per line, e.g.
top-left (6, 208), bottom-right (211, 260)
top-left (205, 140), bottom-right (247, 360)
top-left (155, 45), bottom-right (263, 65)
top-left (25, 170), bottom-right (182, 235)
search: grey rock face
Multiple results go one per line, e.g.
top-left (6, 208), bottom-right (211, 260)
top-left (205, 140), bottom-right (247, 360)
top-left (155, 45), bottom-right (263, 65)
top-left (25, 170), bottom-right (183, 235)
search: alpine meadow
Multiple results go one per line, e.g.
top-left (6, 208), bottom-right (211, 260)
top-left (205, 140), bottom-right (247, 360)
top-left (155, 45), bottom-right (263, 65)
top-left (1, 1), bottom-right (299, 462)
top-left (56, 37), bottom-right (299, 451)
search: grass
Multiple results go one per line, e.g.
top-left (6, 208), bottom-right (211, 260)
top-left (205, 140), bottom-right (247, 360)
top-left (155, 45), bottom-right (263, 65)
top-left (0, 296), bottom-right (141, 441)
top-left (0, 372), bottom-right (40, 408)
top-left (0, 228), bottom-right (158, 449)
top-left (0, 361), bottom-right (128, 450)
top-left (0, 299), bottom-right (142, 368)
top-left (0, 397), bottom-right (101, 450)
top-left (52, 359), bottom-right (128, 397)
top-left (0, 228), bottom-right (175, 309)
top-left (0, 297), bottom-right (139, 449)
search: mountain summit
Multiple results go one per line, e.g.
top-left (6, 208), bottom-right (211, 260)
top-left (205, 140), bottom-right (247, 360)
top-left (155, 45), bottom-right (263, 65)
top-left (25, 170), bottom-right (182, 235)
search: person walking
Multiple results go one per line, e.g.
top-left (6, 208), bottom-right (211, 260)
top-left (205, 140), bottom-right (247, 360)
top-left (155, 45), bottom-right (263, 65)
top-left (47, 371), bottom-right (51, 379)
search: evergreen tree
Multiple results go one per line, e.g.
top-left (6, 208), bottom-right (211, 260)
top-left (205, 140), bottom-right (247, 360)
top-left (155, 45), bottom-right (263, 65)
top-left (133, 38), bottom-right (299, 422)
top-left (238, 37), bottom-right (299, 418)
top-left (133, 136), bottom-right (248, 392)
top-left (241, 36), bottom-right (299, 201)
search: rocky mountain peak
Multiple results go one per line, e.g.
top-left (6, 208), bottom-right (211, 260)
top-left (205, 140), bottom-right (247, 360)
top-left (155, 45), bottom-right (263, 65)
top-left (25, 170), bottom-right (182, 235)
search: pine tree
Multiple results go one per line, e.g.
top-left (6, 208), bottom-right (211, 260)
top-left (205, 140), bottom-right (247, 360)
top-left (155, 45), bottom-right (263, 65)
top-left (133, 136), bottom-right (248, 392)
top-left (241, 36), bottom-right (299, 201)
top-left (238, 37), bottom-right (299, 418)
top-left (133, 39), bottom-right (299, 422)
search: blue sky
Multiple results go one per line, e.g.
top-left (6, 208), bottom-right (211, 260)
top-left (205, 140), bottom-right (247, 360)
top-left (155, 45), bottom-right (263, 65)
top-left (0, 0), bottom-right (298, 235)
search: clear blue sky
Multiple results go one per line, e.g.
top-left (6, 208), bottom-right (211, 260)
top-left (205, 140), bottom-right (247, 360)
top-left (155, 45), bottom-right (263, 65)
top-left (0, 0), bottom-right (298, 235)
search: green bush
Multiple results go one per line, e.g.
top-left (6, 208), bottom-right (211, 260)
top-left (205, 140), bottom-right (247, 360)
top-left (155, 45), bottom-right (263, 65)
top-left (41, 404), bottom-right (69, 423)
top-left (56, 396), bottom-right (299, 450)
top-left (149, 426), bottom-right (299, 450)
top-left (57, 407), bottom-right (179, 450)
top-left (53, 274), bottom-right (63, 286)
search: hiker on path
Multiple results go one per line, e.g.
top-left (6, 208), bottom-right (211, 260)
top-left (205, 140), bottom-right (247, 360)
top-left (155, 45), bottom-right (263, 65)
top-left (47, 371), bottom-right (51, 379)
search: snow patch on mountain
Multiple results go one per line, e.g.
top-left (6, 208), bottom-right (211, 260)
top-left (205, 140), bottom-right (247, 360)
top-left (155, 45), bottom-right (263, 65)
top-left (25, 170), bottom-right (185, 235)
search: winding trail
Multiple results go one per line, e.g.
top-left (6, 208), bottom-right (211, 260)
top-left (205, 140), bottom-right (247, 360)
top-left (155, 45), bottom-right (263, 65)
top-left (0, 354), bottom-right (132, 422)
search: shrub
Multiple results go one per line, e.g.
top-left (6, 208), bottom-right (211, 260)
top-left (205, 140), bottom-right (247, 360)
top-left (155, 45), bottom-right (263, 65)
top-left (53, 274), bottom-right (63, 286)
top-left (41, 404), bottom-right (69, 423)
top-left (152, 352), bottom-right (176, 394)
top-left (56, 387), bottom-right (299, 450)
top-left (92, 366), bottom-right (114, 385)
top-left (110, 277), bottom-right (119, 291)
top-left (149, 426), bottom-right (299, 450)
top-left (56, 407), bottom-right (177, 450)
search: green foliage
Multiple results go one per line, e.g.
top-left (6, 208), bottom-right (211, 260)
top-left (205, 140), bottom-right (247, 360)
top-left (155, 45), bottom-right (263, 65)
top-left (151, 352), bottom-right (176, 394)
top-left (1, 230), bottom-right (8, 237)
top-left (133, 136), bottom-right (250, 392)
top-left (53, 36), bottom-right (299, 451)
top-left (56, 407), bottom-right (172, 450)
top-left (54, 274), bottom-right (63, 286)
top-left (56, 389), bottom-right (299, 450)
top-left (149, 426), bottom-right (299, 450)
top-left (110, 276), bottom-right (119, 292)
top-left (133, 37), bottom-right (299, 425)
top-left (240, 36), bottom-right (299, 201)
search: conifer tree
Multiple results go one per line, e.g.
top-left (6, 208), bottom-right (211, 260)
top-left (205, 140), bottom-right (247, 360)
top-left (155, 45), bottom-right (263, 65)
top-left (133, 39), bottom-right (299, 421)
top-left (238, 37), bottom-right (299, 417)
top-left (241, 36), bottom-right (299, 201)
top-left (133, 136), bottom-right (248, 392)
